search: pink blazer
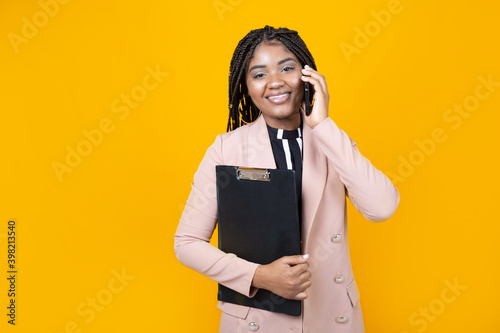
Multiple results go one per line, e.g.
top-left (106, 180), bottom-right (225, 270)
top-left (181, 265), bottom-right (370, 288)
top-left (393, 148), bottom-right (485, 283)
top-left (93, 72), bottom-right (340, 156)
top-left (174, 114), bottom-right (400, 333)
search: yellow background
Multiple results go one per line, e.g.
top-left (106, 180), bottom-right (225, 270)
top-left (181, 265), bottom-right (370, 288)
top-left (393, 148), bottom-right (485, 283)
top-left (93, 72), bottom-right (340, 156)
top-left (1, 0), bottom-right (499, 332)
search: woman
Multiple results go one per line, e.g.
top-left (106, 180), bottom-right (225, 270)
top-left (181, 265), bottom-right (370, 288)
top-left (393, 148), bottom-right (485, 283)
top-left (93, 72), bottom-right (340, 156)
top-left (174, 25), bottom-right (400, 332)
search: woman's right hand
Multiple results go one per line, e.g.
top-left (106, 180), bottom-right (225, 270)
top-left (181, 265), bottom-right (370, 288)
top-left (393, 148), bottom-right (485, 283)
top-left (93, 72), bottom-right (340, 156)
top-left (251, 254), bottom-right (312, 300)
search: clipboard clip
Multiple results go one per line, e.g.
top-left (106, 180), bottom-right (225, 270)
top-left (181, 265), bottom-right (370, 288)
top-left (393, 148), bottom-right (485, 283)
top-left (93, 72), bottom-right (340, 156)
top-left (237, 167), bottom-right (270, 182)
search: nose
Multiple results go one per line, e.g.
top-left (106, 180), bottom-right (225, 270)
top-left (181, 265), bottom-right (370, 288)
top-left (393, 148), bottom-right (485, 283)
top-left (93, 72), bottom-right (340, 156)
top-left (267, 72), bottom-right (285, 88)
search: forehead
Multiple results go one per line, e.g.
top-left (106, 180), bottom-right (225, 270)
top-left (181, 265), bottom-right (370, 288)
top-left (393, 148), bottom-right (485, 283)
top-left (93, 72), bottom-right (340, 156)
top-left (246, 41), bottom-right (298, 71)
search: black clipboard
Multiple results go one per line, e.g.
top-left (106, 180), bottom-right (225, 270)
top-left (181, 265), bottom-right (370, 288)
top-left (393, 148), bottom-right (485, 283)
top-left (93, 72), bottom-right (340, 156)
top-left (215, 165), bottom-right (302, 316)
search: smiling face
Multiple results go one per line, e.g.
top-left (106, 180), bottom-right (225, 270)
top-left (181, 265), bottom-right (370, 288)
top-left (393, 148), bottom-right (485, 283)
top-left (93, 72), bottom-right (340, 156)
top-left (245, 41), bottom-right (304, 130)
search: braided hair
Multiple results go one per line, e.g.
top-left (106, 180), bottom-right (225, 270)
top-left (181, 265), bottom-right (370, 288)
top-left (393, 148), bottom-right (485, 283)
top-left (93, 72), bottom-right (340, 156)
top-left (227, 25), bottom-right (317, 132)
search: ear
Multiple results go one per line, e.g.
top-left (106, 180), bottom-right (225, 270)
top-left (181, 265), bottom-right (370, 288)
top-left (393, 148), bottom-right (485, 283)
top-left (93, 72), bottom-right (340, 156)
top-left (299, 101), bottom-right (306, 118)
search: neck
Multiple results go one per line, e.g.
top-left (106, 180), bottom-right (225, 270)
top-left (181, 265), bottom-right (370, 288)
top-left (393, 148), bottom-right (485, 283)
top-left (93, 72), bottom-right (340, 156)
top-left (262, 114), bottom-right (301, 131)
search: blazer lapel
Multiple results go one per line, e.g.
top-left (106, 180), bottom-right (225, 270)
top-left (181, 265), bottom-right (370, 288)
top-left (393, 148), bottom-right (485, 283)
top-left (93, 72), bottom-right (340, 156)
top-left (301, 118), bottom-right (327, 247)
top-left (244, 115), bottom-right (276, 169)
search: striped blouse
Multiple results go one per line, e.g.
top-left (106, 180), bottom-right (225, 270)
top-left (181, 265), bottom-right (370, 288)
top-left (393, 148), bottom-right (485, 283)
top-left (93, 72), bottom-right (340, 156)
top-left (266, 122), bottom-right (303, 227)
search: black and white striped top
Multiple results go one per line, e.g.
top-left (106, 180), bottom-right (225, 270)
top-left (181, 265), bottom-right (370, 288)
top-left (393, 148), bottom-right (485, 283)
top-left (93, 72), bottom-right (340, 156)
top-left (266, 123), bottom-right (303, 226)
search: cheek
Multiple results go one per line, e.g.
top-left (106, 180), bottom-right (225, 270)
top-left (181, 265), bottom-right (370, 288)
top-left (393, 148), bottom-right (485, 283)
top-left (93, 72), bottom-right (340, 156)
top-left (290, 77), bottom-right (304, 99)
top-left (247, 81), bottom-right (266, 97)
top-left (290, 75), bottom-right (303, 90)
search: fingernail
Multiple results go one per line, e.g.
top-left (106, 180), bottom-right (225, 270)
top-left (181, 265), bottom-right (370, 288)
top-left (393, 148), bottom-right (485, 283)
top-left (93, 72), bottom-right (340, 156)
top-left (303, 254), bottom-right (309, 259)
top-left (305, 64), bottom-right (310, 68)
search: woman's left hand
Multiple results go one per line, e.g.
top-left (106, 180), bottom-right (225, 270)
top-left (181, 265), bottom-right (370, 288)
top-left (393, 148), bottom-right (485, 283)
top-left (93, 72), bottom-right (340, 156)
top-left (301, 65), bottom-right (330, 129)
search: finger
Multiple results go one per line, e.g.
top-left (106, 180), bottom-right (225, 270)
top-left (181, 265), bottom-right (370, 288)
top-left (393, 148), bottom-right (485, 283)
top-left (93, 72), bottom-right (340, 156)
top-left (302, 64), bottom-right (321, 77)
top-left (302, 67), bottom-right (328, 97)
top-left (294, 290), bottom-right (308, 300)
top-left (301, 75), bottom-right (325, 99)
top-left (298, 280), bottom-right (312, 291)
top-left (302, 65), bottom-right (320, 77)
top-left (299, 269), bottom-right (312, 281)
top-left (303, 75), bottom-right (327, 100)
top-left (294, 268), bottom-right (311, 285)
top-left (290, 263), bottom-right (310, 276)
top-left (282, 254), bottom-right (309, 266)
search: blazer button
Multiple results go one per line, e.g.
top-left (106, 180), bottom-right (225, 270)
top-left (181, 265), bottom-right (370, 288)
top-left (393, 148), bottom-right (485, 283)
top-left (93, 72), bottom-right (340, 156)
top-left (336, 315), bottom-right (348, 323)
top-left (334, 275), bottom-right (345, 283)
top-left (248, 322), bottom-right (259, 331)
top-left (331, 234), bottom-right (342, 243)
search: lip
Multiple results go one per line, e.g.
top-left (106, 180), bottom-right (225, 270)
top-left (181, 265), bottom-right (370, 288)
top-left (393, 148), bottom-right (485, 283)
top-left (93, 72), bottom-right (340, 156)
top-left (266, 92), bottom-right (291, 104)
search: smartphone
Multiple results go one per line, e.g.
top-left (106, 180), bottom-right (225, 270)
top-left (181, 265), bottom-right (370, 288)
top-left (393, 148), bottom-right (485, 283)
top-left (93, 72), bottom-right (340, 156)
top-left (304, 82), bottom-right (311, 116)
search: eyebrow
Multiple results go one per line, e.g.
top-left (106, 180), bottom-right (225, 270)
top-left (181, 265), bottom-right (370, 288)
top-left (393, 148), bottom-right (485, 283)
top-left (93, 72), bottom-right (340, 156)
top-left (247, 57), bottom-right (297, 73)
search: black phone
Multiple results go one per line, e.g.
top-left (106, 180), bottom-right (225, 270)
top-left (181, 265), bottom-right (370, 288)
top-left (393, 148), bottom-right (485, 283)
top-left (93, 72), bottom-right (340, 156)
top-left (304, 81), bottom-right (311, 116)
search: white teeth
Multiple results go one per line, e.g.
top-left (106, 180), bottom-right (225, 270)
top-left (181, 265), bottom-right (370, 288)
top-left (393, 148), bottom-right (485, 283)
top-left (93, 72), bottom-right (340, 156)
top-left (268, 93), bottom-right (289, 99)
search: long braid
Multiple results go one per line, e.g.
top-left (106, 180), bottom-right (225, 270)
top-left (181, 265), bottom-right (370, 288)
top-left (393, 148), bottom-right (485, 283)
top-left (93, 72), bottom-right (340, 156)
top-left (227, 25), bottom-right (317, 132)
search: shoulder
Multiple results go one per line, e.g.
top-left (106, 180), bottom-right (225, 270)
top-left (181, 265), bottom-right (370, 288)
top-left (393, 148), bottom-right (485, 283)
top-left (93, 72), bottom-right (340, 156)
top-left (213, 120), bottom-right (257, 148)
top-left (204, 117), bottom-right (264, 162)
top-left (220, 121), bottom-right (254, 140)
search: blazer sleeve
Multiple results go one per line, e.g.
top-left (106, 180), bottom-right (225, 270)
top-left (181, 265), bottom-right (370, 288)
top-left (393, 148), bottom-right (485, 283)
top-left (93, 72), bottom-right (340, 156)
top-left (310, 117), bottom-right (400, 222)
top-left (174, 134), bottom-right (260, 297)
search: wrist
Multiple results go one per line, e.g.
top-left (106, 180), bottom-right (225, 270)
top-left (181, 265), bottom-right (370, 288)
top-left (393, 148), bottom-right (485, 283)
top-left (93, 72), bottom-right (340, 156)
top-left (251, 264), bottom-right (267, 289)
